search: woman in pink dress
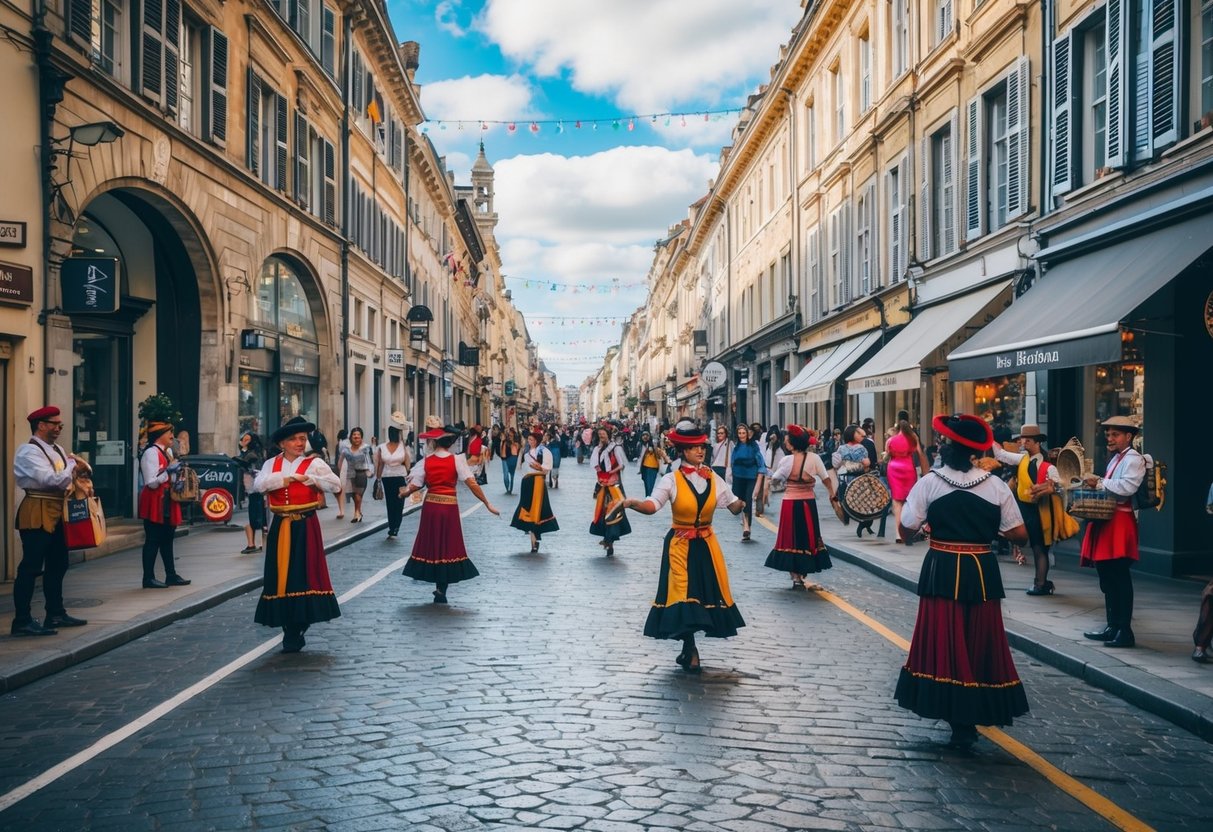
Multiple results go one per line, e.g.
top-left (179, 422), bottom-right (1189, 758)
top-left (885, 420), bottom-right (928, 543)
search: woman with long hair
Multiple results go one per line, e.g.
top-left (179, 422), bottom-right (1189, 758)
top-left (831, 424), bottom-right (871, 526)
top-left (709, 425), bottom-right (732, 481)
top-left (759, 425), bottom-right (786, 509)
top-left (637, 431), bottom-right (668, 497)
top-left (608, 421), bottom-right (746, 674)
top-left (510, 428), bottom-right (560, 552)
top-left (729, 423), bottom-right (767, 541)
top-left (498, 426), bottom-right (520, 494)
top-left (399, 422), bottom-right (500, 604)
top-left (338, 427), bottom-right (372, 523)
top-left (333, 428), bottom-right (349, 518)
top-left (589, 425), bottom-right (631, 556)
top-left (885, 419), bottom-right (929, 543)
top-left (375, 426), bottom-right (413, 540)
top-left (765, 425), bottom-right (836, 589)
top-left (894, 414), bottom-right (1029, 748)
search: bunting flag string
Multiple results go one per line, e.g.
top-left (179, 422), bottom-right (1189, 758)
top-left (532, 338), bottom-right (620, 346)
top-left (524, 315), bottom-right (628, 327)
top-left (506, 276), bottom-right (647, 293)
top-left (421, 107), bottom-right (744, 135)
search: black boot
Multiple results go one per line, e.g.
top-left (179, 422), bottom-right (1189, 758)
top-left (1083, 626), bottom-right (1116, 641)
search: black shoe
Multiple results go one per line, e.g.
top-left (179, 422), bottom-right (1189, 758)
top-left (11, 619), bottom-right (57, 637)
top-left (605, 544), bottom-right (614, 557)
top-left (1192, 647), bottom-right (1210, 663)
top-left (142, 579), bottom-right (169, 589)
top-left (240, 546), bottom-right (259, 554)
top-left (432, 590), bottom-right (448, 604)
top-left (281, 632), bottom-right (306, 653)
top-left (1025, 582), bottom-right (1054, 596)
top-left (948, 724), bottom-right (979, 749)
top-left (1083, 626), bottom-right (1116, 641)
top-left (1105, 629), bottom-right (1135, 648)
top-left (165, 575), bottom-right (192, 587)
top-left (44, 613), bottom-right (87, 628)
top-left (682, 647), bottom-right (701, 674)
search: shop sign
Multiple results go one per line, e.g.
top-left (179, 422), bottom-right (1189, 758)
top-left (199, 488), bottom-right (235, 522)
top-left (700, 361), bottom-right (727, 394)
top-left (798, 286), bottom-right (910, 352)
top-left (0, 220), bottom-right (26, 248)
top-left (280, 340), bottom-right (320, 378)
top-left (94, 440), bottom-right (126, 466)
top-left (666, 395), bottom-right (677, 408)
top-left (386, 349), bottom-right (404, 368)
top-left (948, 331), bottom-right (1122, 381)
top-left (848, 368), bottom-right (922, 393)
top-left (0, 260), bottom-right (34, 305)
top-left (61, 257), bottom-right (119, 313)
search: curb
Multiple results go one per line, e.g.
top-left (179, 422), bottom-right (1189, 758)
top-left (826, 540), bottom-right (1213, 742)
top-left (0, 508), bottom-right (410, 695)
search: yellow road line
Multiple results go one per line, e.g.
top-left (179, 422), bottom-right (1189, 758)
top-left (753, 512), bottom-right (1154, 832)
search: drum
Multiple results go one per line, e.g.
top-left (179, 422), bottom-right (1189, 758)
top-left (841, 472), bottom-right (891, 522)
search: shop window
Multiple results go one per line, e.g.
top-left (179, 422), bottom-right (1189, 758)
top-left (252, 256), bottom-right (317, 342)
top-left (971, 375), bottom-right (1026, 439)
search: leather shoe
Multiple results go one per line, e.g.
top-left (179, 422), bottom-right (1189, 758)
top-left (165, 575), bottom-right (192, 586)
top-left (11, 619), bottom-right (57, 636)
top-left (1083, 626), bottom-right (1116, 641)
top-left (142, 579), bottom-right (168, 589)
top-left (44, 613), bottom-right (87, 628)
top-left (1192, 647), bottom-right (1210, 664)
top-left (1105, 629), bottom-right (1135, 648)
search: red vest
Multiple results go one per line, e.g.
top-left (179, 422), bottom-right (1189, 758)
top-left (424, 454), bottom-right (458, 496)
top-left (137, 445), bottom-right (183, 526)
top-left (266, 455), bottom-right (320, 508)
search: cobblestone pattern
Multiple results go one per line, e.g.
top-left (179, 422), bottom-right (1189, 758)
top-left (1, 463), bottom-right (1212, 830)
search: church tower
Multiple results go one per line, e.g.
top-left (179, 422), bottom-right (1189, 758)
top-left (471, 141), bottom-right (498, 236)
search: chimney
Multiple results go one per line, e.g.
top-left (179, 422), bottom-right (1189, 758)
top-left (399, 41), bottom-right (420, 79)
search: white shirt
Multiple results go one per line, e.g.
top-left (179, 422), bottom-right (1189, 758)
top-left (589, 444), bottom-right (626, 474)
top-left (710, 439), bottom-right (733, 469)
top-left (377, 442), bottom-right (412, 479)
top-left (140, 442), bottom-right (174, 488)
top-left (1096, 448), bottom-right (1147, 500)
top-left (406, 449), bottom-right (474, 488)
top-left (993, 446), bottom-right (1061, 484)
top-left (14, 436), bottom-right (76, 492)
top-left (769, 452), bottom-right (828, 485)
top-left (901, 466), bottom-right (1024, 533)
top-left (641, 468), bottom-right (739, 512)
top-left (252, 453), bottom-right (342, 494)
top-left (518, 444), bottom-right (553, 474)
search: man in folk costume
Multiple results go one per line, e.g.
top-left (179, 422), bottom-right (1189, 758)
top-left (1080, 416), bottom-right (1147, 649)
top-left (138, 421), bottom-right (191, 589)
top-left (11, 406), bottom-right (91, 636)
top-left (253, 416), bottom-right (343, 652)
top-left (992, 425), bottom-right (1074, 596)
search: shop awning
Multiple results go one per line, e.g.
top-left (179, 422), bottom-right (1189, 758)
top-left (847, 282), bottom-right (1011, 394)
top-left (776, 331), bottom-right (882, 404)
top-left (948, 216), bottom-right (1209, 381)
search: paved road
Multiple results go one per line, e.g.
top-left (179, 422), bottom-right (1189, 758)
top-left (1, 461), bottom-right (1211, 830)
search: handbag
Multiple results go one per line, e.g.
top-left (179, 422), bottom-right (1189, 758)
top-left (63, 480), bottom-right (107, 550)
top-left (170, 465), bottom-right (200, 502)
top-left (372, 479), bottom-right (384, 500)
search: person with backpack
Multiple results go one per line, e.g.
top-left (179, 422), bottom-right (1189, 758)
top-left (1080, 416), bottom-right (1147, 649)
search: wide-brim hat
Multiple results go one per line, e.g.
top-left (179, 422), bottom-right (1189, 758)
top-left (665, 419), bottom-right (708, 447)
top-left (1013, 423), bottom-right (1047, 441)
top-left (932, 413), bottom-right (994, 452)
top-left (272, 416), bottom-right (315, 444)
top-left (1102, 415), bottom-right (1140, 433)
top-left (391, 410), bottom-right (408, 427)
top-left (146, 421), bottom-right (176, 442)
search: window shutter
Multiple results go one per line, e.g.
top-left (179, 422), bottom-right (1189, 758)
top-left (163, 0), bottom-right (181, 114)
top-left (807, 227), bottom-right (820, 321)
top-left (321, 6), bottom-right (336, 78)
top-left (1105, 0), bottom-right (1129, 168)
top-left (1149, 0), bottom-right (1181, 149)
top-left (1006, 56), bottom-right (1030, 218)
top-left (275, 94), bottom-right (289, 191)
top-left (246, 69), bottom-right (261, 176)
top-left (840, 201), bottom-right (853, 304)
top-left (1134, 32), bottom-right (1152, 161)
top-left (896, 155), bottom-right (908, 279)
top-left (352, 51), bottom-right (364, 117)
top-left (965, 97), bottom-right (983, 240)
top-left (203, 27), bottom-right (228, 146)
top-left (942, 113), bottom-right (957, 253)
top-left (868, 181), bottom-right (879, 290)
top-left (68, 0), bottom-right (94, 47)
top-left (918, 136), bottom-right (931, 261)
top-left (296, 0), bottom-right (310, 42)
top-left (294, 113), bottom-right (309, 209)
top-left (1051, 31), bottom-right (1074, 197)
top-left (888, 169), bottom-right (901, 284)
top-left (140, 0), bottom-right (165, 104)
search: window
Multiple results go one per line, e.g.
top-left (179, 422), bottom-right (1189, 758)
top-left (887, 157), bottom-right (908, 282)
top-left (829, 203), bottom-right (851, 307)
top-left (989, 86), bottom-right (1010, 229)
top-left (970, 58), bottom-right (1029, 236)
top-left (923, 117), bottom-right (957, 259)
top-left (934, 0), bottom-right (954, 46)
top-left (138, 0), bottom-right (182, 112)
top-left (833, 62), bottom-right (846, 142)
top-left (804, 100), bottom-right (817, 170)
top-left (253, 256), bottom-right (317, 342)
top-left (177, 16), bottom-right (202, 135)
top-left (891, 0), bottom-right (909, 77)
top-left (1201, 2), bottom-right (1213, 117)
top-left (807, 227), bottom-right (823, 321)
top-left (856, 181), bottom-right (876, 295)
top-left (1085, 23), bottom-right (1110, 180)
top-left (859, 32), bottom-right (872, 113)
top-left (96, 0), bottom-right (126, 80)
top-left (321, 5), bottom-right (337, 78)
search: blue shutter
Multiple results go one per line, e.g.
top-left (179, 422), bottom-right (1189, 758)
top-left (1050, 31), bottom-right (1074, 197)
top-left (1149, 0), bottom-right (1182, 149)
top-left (1105, 0), bottom-right (1129, 168)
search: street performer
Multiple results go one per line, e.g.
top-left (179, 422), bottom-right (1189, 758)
top-left (11, 406), bottom-right (91, 636)
top-left (589, 424), bottom-right (631, 557)
top-left (252, 415), bottom-right (343, 652)
top-left (510, 427), bottom-right (559, 553)
top-left (609, 420), bottom-right (746, 674)
top-left (137, 421), bottom-right (191, 589)
top-left (1080, 416), bottom-right (1146, 649)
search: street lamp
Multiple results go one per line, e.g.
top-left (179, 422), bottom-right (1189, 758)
top-left (406, 305), bottom-right (433, 432)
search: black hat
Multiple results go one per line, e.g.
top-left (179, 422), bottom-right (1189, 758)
top-left (272, 415), bottom-right (316, 445)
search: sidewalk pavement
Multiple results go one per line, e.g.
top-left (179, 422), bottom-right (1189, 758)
top-left (0, 496), bottom-right (416, 694)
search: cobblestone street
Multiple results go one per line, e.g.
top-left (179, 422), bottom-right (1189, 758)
top-left (1, 461), bottom-right (1211, 831)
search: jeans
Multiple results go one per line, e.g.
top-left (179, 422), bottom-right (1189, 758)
top-left (501, 456), bottom-right (517, 492)
top-left (641, 466), bottom-right (659, 496)
top-left (14, 527), bottom-right (69, 621)
top-left (382, 475), bottom-right (408, 535)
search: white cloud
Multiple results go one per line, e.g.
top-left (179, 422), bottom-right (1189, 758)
top-left (434, 1), bottom-right (468, 37)
top-left (420, 73), bottom-right (538, 122)
top-left (476, 0), bottom-right (802, 112)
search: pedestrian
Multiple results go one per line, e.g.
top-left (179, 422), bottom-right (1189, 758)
top-left (609, 420), bottom-right (746, 674)
top-left (511, 427), bottom-right (559, 552)
top-left (729, 423), bottom-right (766, 541)
top-left (885, 419), bottom-right (931, 544)
top-left (252, 416), bottom-right (343, 653)
top-left (11, 406), bottom-right (91, 636)
top-left (544, 428), bottom-right (563, 489)
top-left (498, 426), bottom-right (520, 494)
top-left (338, 427), bottom-right (372, 523)
top-left (589, 424), bottom-right (631, 557)
top-left (710, 425), bottom-right (732, 481)
top-left (237, 430), bottom-right (266, 554)
top-left (399, 421), bottom-right (500, 604)
top-left (1080, 416), bottom-right (1147, 649)
top-left (375, 425), bottom-right (413, 540)
top-left (637, 431), bottom-right (668, 497)
top-left (894, 413), bottom-right (1030, 749)
top-left (466, 424), bottom-right (487, 485)
top-left (137, 420), bottom-right (191, 589)
top-left (765, 425), bottom-right (835, 590)
top-left (832, 425), bottom-right (871, 527)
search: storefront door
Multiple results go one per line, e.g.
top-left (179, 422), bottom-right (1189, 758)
top-left (238, 370), bottom-right (274, 446)
top-left (73, 332), bottom-right (133, 518)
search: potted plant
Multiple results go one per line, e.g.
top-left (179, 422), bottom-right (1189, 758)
top-left (136, 393), bottom-right (183, 452)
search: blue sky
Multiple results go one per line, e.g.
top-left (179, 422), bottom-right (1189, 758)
top-left (386, 0), bottom-right (805, 386)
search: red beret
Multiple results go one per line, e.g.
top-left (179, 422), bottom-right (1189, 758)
top-left (27, 406), bottom-right (60, 423)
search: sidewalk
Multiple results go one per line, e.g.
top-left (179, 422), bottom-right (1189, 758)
top-left (0, 497), bottom-right (414, 694)
top-left (792, 497), bottom-right (1213, 741)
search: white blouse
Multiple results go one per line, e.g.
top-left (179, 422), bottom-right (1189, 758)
top-left (377, 442), bottom-right (412, 479)
top-left (518, 444), bottom-right (553, 474)
top-left (406, 450), bottom-right (474, 488)
top-left (640, 469), bottom-right (739, 512)
top-left (252, 453), bottom-right (342, 494)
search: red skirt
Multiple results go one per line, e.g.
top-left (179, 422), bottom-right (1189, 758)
top-left (764, 498), bottom-right (831, 575)
top-left (1080, 505), bottom-right (1139, 566)
top-left (254, 513), bottom-right (340, 628)
top-left (403, 498), bottom-right (479, 584)
top-left (895, 596), bottom-right (1028, 726)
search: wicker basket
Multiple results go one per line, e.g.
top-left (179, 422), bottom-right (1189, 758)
top-left (1054, 438), bottom-right (1089, 487)
top-left (1066, 487), bottom-right (1118, 521)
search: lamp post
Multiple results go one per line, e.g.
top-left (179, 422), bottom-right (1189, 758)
top-left (406, 304), bottom-right (433, 436)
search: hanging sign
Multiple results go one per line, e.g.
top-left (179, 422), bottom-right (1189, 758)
top-left (699, 362), bottom-right (727, 395)
top-left (60, 257), bottom-right (119, 313)
top-left (0, 260), bottom-right (34, 306)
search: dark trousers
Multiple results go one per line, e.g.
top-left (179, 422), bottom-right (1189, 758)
top-left (1095, 558), bottom-right (1135, 631)
top-left (641, 467), bottom-right (659, 497)
top-left (14, 527), bottom-right (69, 621)
top-left (733, 477), bottom-right (756, 523)
top-left (142, 520), bottom-right (179, 582)
top-left (382, 476), bottom-right (408, 535)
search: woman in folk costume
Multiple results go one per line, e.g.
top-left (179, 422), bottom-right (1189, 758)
top-left (589, 424), bottom-right (631, 557)
top-left (511, 427), bottom-right (560, 553)
top-left (764, 425), bottom-right (836, 590)
top-left (252, 416), bottom-right (343, 653)
top-left (137, 420), bottom-right (190, 589)
top-left (609, 421), bottom-right (746, 674)
top-left (894, 414), bottom-right (1030, 749)
top-left (399, 422), bottom-right (500, 604)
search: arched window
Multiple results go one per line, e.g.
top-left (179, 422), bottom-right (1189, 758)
top-left (253, 256), bottom-right (317, 342)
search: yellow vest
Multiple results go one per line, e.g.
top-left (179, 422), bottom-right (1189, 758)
top-left (672, 471), bottom-right (716, 528)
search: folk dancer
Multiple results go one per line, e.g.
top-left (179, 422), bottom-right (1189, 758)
top-left (399, 422), bottom-right (500, 604)
top-left (609, 420), bottom-right (746, 674)
top-left (11, 406), bottom-right (91, 636)
top-left (510, 428), bottom-right (559, 553)
top-left (1080, 416), bottom-right (1147, 649)
top-left (894, 414), bottom-right (1030, 749)
top-left (589, 425), bottom-right (631, 557)
top-left (252, 416), bottom-right (343, 652)
top-left (137, 421), bottom-right (191, 589)
top-left (765, 425), bottom-right (836, 590)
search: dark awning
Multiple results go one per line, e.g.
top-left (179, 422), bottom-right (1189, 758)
top-left (948, 215), bottom-right (1209, 381)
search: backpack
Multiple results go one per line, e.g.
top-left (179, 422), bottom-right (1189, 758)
top-left (1134, 450), bottom-right (1166, 511)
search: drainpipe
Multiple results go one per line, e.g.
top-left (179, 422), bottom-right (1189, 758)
top-left (340, 15), bottom-right (352, 432)
top-left (724, 195), bottom-right (734, 428)
top-left (1039, 0), bottom-right (1054, 222)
